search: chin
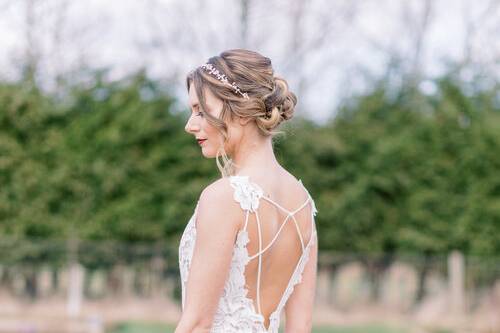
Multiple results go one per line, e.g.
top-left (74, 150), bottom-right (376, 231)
top-left (201, 147), bottom-right (217, 158)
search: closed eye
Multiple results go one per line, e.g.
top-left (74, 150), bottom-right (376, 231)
top-left (190, 104), bottom-right (203, 117)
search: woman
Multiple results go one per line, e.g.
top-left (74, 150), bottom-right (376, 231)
top-left (176, 49), bottom-right (318, 333)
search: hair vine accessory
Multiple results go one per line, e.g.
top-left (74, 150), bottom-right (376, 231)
top-left (200, 63), bottom-right (250, 100)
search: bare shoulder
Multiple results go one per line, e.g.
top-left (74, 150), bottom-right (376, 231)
top-left (278, 169), bottom-right (311, 201)
top-left (196, 177), bottom-right (244, 231)
top-left (199, 177), bottom-right (234, 204)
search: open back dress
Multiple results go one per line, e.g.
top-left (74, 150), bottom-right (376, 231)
top-left (178, 175), bottom-right (318, 332)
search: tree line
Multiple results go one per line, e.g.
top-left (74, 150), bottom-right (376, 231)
top-left (0, 70), bottom-right (498, 259)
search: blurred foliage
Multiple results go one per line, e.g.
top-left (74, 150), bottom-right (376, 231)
top-left (0, 71), bottom-right (215, 245)
top-left (0, 70), bottom-right (499, 260)
top-left (278, 77), bottom-right (500, 258)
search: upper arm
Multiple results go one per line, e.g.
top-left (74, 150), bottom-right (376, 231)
top-left (284, 225), bottom-right (318, 333)
top-left (178, 178), bottom-right (243, 330)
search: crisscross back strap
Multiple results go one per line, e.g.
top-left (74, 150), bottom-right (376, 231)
top-left (229, 175), bottom-right (318, 318)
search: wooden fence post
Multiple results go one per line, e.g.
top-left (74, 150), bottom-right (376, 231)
top-left (67, 237), bottom-right (84, 318)
top-left (448, 250), bottom-right (465, 314)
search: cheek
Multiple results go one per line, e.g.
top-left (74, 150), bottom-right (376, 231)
top-left (202, 123), bottom-right (224, 158)
top-left (204, 122), bottom-right (221, 140)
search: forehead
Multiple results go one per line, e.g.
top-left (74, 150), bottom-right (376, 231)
top-left (188, 83), bottom-right (220, 109)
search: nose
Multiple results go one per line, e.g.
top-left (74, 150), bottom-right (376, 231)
top-left (184, 114), bottom-right (200, 134)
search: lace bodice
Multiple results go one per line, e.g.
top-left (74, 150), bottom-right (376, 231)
top-left (178, 175), bottom-right (318, 332)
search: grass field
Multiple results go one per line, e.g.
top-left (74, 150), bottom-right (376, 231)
top-left (107, 321), bottom-right (410, 333)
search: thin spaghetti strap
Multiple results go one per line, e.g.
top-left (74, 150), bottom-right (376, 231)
top-left (291, 196), bottom-right (312, 215)
top-left (262, 195), bottom-right (311, 215)
top-left (261, 196), bottom-right (291, 214)
top-left (230, 174), bottom-right (316, 256)
top-left (289, 213), bottom-right (306, 251)
top-left (242, 210), bottom-right (250, 231)
top-left (247, 199), bottom-right (313, 260)
top-left (248, 213), bottom-right (293, 260)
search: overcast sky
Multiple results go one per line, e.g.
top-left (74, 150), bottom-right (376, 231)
top-left (0, 0), bottom-right (498, 122)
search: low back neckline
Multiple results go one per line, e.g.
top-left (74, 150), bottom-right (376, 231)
top-left (179, 174), bottom-right (318, 332)
top-left (227, 174), bottom-right (317, 331)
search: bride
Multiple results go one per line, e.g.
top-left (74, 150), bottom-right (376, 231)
top-left (176, 49), bottom-right (318, 333)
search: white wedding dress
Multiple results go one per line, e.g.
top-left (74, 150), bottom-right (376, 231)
top-left (178, 175), bottom-right (318, 332)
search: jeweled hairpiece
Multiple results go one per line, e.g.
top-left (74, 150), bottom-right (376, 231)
top-left (200, 63), bottom-right (250, 100)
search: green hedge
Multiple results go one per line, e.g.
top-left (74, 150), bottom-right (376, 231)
top-left (0, 71), bottom-right (498, 257)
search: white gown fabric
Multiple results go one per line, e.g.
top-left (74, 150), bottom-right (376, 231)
top-left (178, 175), bottom-right (318, 332)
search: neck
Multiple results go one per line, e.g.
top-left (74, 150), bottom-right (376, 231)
top-left (230, 135), bottom-right (279, 176)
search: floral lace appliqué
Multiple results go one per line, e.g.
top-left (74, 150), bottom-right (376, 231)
top-left (229, 176), bottom-right (264, 212)
top-left (179, 211), bottom-right (270, 332)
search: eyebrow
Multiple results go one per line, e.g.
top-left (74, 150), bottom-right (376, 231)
top-left (190, 103), bottom-right (211, 113)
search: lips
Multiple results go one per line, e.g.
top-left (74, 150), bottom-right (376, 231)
top-left (197, 139), bottom-right (207, 145)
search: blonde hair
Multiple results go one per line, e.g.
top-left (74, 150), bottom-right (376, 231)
top-left (186, 49), bottom-right (297, 177)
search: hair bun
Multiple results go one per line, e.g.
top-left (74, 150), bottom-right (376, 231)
top-left (262, 76), bottom-right (297, 127)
